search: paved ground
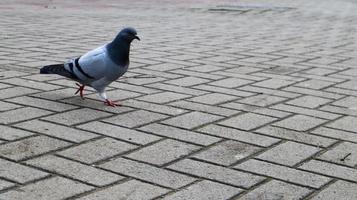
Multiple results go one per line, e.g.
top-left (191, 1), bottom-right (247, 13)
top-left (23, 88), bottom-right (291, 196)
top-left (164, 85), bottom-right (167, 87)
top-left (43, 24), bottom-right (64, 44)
top-left (0, 0), bottom-right (357, 199)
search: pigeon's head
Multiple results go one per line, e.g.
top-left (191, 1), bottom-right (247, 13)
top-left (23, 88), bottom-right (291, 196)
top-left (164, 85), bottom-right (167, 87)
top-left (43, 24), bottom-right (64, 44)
top-left (117, 27), bottom-right (140, 42)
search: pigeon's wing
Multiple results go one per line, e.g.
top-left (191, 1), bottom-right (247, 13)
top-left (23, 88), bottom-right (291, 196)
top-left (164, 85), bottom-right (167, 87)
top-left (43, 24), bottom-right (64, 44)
top-left (64, 45), bottom-right (108, 84)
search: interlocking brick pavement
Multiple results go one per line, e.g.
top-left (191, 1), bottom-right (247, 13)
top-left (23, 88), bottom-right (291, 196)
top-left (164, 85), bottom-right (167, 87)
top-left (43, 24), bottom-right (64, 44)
top-left (0, 0), bottom-right (357, 199)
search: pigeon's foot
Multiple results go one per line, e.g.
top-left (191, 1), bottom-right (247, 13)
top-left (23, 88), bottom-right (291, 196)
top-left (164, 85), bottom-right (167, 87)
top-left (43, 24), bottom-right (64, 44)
top-left (104, 99), bottom-right (121, 107)
top-left (75, 83), bottom-right (85, 99)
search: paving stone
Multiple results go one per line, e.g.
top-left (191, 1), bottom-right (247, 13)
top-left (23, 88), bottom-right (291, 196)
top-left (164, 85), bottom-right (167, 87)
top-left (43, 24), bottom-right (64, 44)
top-left (136, 91), bottom-right (190, 103)
top-left (0, 136), bottom-right (71, 161)
top-left (169, 100), bottom-right (239, 116)
top-left (123, 99), bottom-right (187, 115)
top-left (0, 107), bottom-right (52, 124)
top-left (77, 121), bottom-right (161, 145)
top-left (121, 76), bottom-right (166, 85)
top-left (273, 114), bottom-right (326, 131)
top-left (0, 179), bottom-right (15, 190)
top-left (326, 116), bottom-right (357, 133)
top-left (0, 78), bottom-right (62, 91)
top-left (31, 88), bottom-right (90, 100)
top-left (271, 104), bottom-right (340, 120)
top-left (283, 86), bottom-right (343, 100)
top-left (58, 137), bottom-right (137, 164)
top-left (318, 142), bottom-right (357, 167)
top-left (198, 124), bottom-right (280, 147)
top-left (286, 95), bottom-right (332, 109)
top-left (295, 79), bottom-right (335, 90)
top-left (221, 102), bottom-right (291, 118)
top-left (209, 78), bottom-right (253, 88)
top-left (256, 141), bottom-right (321, 166)
top-left (163, 180), bottom-right (242, 200)
top-left (299, 159), bottom-right (357, 182)
top-left (335, 80), bottom-right (357, 90)
top-left (26, 155), bottom-right (123, 186)
top-left (15, 120), bottom-right (98, 143)
top-left (237, 94), bottom-right (286, 107)
top-left (235, 159), bottom-right (331, 188)
top-left (139, 123), bottom-right (221, 146)
top-left (192, 140), bottom-right (261, 166)
top-left (256, 126), bottom-right (336, 147)
top-left (332, 96), bottom-right (357, 109)
top-left (165, 77), bottom-right (211, 87)
top-left (239, 85), bottom-right (300, 98)
top-left (219, 113), bottom-right (276, 131)
top-left (311, 180), bottom-right (357, 200)
top-left (162, 111), bottom-right (222, 129)
top-left (145, 63), bottom-right (184, 71)
top-left (103, 110), bottom-right (168, 128)
top-left (188, 93), bottom-right (237, 105)
top-left (78, 180), bottom-right (169, 200)
top-left (0, 176), bottom-right (94, 200)
top-left (187, 65), bottom-right (223, 72)
top-left (171, 69), bottom-right (223, 80)
top-left (0, 101), bottom-right (22, 111)
top-left (0, 87), bottom-right (40, 99)
top-left (42, 108), bottom-right (112, 125)
top-left (0, 158), bottom-right (48, 183)
top-left (194, 84), bottom-right (254, 97)
top-left (239, 180), bottom-right (312, 200)
top-left (100, 158), bottom-right (196, 189)
top-left (110, 82), bottom-right (161, 94)
top-left (167, 159), bottom-right (265, 188)
top-left (6, 96), bottom-right (78, 111)
top-left (253, 78), bottom-right (295, 89)
top-left (126, 139), bottom-right (200, 166)
top-left (0, 125), bottom-right (35, 141)
top-left (312, 127), bottom-right (357, 143)
top-left (148, 83), bottom-right (208, 96)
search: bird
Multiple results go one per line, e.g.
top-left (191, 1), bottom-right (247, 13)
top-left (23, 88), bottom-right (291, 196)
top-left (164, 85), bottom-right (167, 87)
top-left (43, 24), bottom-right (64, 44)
top-left (40, 27), bottom-right (140, 107)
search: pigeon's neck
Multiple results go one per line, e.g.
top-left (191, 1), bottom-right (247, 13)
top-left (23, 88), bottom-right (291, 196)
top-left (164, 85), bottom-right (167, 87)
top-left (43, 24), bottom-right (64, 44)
top-left (106, 38), bottom-right (131, 66)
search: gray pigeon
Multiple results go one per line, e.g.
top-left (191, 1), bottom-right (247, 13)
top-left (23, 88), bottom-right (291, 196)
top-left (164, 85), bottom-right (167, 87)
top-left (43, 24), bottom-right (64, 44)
top-left (40, 27), bottom-right (140, 107)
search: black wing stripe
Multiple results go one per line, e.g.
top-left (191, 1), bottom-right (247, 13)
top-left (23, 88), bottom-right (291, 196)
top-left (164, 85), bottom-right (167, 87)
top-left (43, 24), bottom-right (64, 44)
top-left (68, 63), bottom-right (79, 80)
top-left (74, 57), bottom-right (94, 79)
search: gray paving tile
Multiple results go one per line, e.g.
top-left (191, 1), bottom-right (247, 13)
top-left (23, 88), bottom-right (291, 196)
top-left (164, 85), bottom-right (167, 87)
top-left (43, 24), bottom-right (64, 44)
top-left (78, 180), bottom-right (169, 200)
top-left (58, 137), bottom-right (137, 164)
top-left (163, 180), bottom-right (242, 200)
top-left (100, 158), bottom-right (196, 189)
top-left (0, 176), bottom-right (93, 200)
top-left (162, 111), bottom-right (222, 129)
top-left (219, 113), bottom-right (276, 131)
top-left (0, 136), bottom-right (71, 161)
top-left (168, 159), bottom-right (265, 188)
top-left (126, 139), bottom-right (200, 166)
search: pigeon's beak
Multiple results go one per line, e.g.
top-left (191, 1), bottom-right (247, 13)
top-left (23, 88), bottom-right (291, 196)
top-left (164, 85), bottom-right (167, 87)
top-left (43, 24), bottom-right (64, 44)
top-left (134, 36), bottom-right (140, 41)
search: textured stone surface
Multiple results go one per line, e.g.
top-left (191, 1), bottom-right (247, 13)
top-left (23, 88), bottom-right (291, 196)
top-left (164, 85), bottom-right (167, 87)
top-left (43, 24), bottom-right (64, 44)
top-left (163, 180), bottom-right (242, 200)
top-left (78, 180), bottom-right (169, 200)
top-left (1, 0), bottom-right (357, 198)
top-left (311, 181), bottom-right (357, 200)
top-left (0, 176), bottom-right (94, 200)
top-left (100, 158), bottom-right (196, 189)
top-left (58, 138), bottom-right (137, 164)
top-left (239, 180), bottom-right (312, 200)
top-left (126, 139), bottom-right (200, 166)
top-left (168, 159), bottom-right (265, 188)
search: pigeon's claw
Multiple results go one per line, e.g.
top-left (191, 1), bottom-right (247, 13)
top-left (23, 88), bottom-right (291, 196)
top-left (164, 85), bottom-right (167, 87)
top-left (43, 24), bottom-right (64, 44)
top-left (104, 99), bottom-right (120, 107)
top-left (75, 83), bottom-right (85, 99)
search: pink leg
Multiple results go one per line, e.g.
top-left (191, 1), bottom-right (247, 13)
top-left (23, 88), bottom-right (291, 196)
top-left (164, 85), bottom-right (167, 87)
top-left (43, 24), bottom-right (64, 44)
top-left (104, 99), bottom-right (121, 107)
top-left (75, 83), bottom-right (85, 99)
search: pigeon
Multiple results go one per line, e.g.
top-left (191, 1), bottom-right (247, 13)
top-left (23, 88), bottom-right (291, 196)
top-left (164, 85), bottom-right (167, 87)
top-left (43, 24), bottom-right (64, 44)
top-left (40, 27), bottom-right (140, 107)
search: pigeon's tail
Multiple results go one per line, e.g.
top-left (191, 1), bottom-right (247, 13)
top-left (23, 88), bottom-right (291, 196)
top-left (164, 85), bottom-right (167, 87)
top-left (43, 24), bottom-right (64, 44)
top-left (40, 64), bottom-right (76, 80)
